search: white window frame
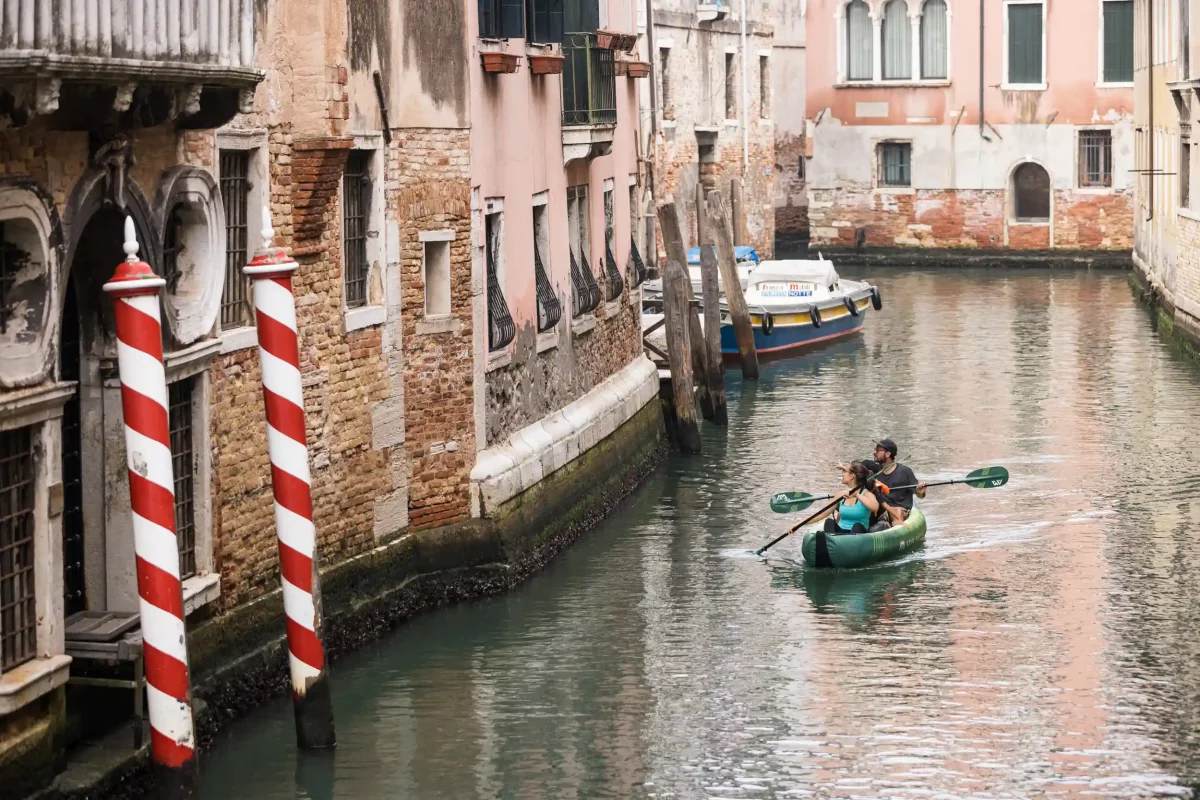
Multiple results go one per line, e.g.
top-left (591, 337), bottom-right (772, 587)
top-left (214, 130), bottom-right (269, 354)
top-left (1075, 126), bottom-right (1118, 194)
top-left (918, 0), bottom-right (952, 81)
top-left (342, 134), bottom-right (387, 334)
top-left (1096, 0), bottom-right (1136, 88)
top-left (531, 191), bottom-right (559, 352)
top-left (836, 0), bottom-right (953, 87)
top-left (420, 230), bottom-right (455, 320)
top-left (1002, 0), bottom-right (1048, 91)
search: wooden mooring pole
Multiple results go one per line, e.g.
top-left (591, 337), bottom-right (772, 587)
top-left (658, 201), bottom-right (714, 421)
top-left (698, 227), bottom-right (728, 425)
top-left (661, 258), bottom-right (702, 453)
top-left (706, 191), bottom-right (759, 380)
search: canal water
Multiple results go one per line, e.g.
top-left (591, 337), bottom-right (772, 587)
top-left (200, 269), bottom-right (1200, 799)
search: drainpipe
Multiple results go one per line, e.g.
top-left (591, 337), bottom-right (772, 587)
top-left (978, 0), bottom-right (985, 138)
top-left (741, 0), bottom-right (750, 172)
top-left (645, 0), bottom-right (659, 266)
top-left (1148, 0), bottom-right (1155, 222)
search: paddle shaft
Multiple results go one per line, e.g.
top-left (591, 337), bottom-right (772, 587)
top-left (756, 491), bottom-right (858, 556)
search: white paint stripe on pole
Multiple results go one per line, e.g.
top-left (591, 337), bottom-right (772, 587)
top-left (115, 341), bottom-right (169, 410)
top-left (274, 502), bottom-right (316, 557)
top-left (131, 512), bottom-right (182, 580)
top-left (267, 423), bottom-right (312, 484)
top-left (146, 682), bottom-right (197, 747)
top-left (288, 651), bottom-right (323, 685)
top-left (124, 427), bottom-right (176, 495)
top-left (139, 600), bottom-right (189, 664)
top-left (281, 576), bottom-right (317, 630)
top-left (255, 278), bottom-right (298, 332)
top-left (259, 348), bottom-right (305, 407)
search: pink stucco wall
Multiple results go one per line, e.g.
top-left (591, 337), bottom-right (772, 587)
top-left (468, 0), bottom-right (643, 334)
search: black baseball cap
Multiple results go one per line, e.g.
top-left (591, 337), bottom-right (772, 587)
top-left (874, 439), bottom-right (898, 457)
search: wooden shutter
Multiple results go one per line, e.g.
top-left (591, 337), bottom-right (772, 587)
top-left (1007, 4), bottom-right (1043, 85)
top-left (1103, 1), bottom-right (1134, 83)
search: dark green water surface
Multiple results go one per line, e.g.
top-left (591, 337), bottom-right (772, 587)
top-left (201, 269), bottom-right (1200, 799)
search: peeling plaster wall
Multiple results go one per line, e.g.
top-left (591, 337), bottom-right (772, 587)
top-left (772, 0), bottom-right (807, 235)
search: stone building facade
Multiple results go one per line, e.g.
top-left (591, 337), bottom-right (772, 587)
top-left (772, 0), bottom-right (809, 247)
top-left (646, 0), bottom-right (776, 259)
top-left (806, 0), bottom-right (1135, 252)
top-left (0, 0), bottom-right (660, 795)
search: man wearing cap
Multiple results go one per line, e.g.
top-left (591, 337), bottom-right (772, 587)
top-left (871, 439), bottom-right (927, 526)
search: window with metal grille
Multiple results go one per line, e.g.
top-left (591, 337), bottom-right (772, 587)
top-left (921, 0), bottom-right (949, 79)
top-left (527, 0), bottom-right (564, 42)
top-left (1102, 0), bottom-right (1134, 83)
top-left (0, 426), bottom-right (36, 672)
top-left (725, 53), bottom-right (736, 119)
top-left (846, 0), bottom-right (873, 81)
top-left (1013, 162), bottom-right (1051, 221)
top-left (567, 186), bottom-right (600, 316)
top-left (881, 0), bottom-right (912, 79)
top-left (1007, 3), bottom-right (1044, 85)
top-left (486, 212), bottom-right (516, 351)
top-left (168, 380), bottom-right (197, 579)
top-left (533, 205), bottom-right (562, 333)
top-left (603, 190), bottom-right (624, 302)
top-left (161, 204), bottom-right (186, 296)
top-left (878, 142), bottom-right (912, 187)
top-left (1078, 130), bottom-right (1113, 188)
top-left (219, 151), bottom-right (252, 329)
top-left (1182, 139), bottom-right (1192, 209)
top-left (343, 151), bottom-right (372, 309)
top-left (480, 0), bottom-right (525, 38)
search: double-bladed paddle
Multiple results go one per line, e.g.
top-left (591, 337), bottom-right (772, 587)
top-left (768, 466), bottom-right (1010, 514)
top-left (755, 463), bottom-right (893, 556)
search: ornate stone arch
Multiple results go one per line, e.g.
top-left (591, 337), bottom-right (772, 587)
top-left (0, 179), bottom-right (66, 388)
top-left (154, 166), bottom-right (227, 345)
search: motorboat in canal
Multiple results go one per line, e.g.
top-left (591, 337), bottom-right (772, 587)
top-left (642, 245), bottom-right (761, 300)
top-left (718, 255), bottom-right (881, 358)
top-left (800, 506), bottom-right (927, 569)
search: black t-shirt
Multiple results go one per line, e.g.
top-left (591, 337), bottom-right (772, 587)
top-left (873, 463), bottom-right (918, 510)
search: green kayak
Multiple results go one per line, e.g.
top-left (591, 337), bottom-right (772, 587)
top-left (800, 507), bottom-right (927, 569)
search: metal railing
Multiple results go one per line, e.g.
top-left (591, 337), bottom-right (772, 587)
top-left (604, 243), bottom-right (624, 302)
top-left (570, 251), bottom-right (601, 317)
top-left (534, 246), bottom-right (562, 333)
top-left (487, 241), bottom-right (516, 352)
top-left (562, 32), bottom-right (616, 127)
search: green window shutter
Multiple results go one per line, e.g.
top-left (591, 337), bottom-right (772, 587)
top-left (1008, 4), bottom-right (1043, 85)
top-left (1103, 1), bottom-right (1134, 83)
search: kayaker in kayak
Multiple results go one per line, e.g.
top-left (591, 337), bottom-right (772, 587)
top-left (813, 462), bottom-right (881, 534)
top-left (869, 439), bottom-right (927, 526)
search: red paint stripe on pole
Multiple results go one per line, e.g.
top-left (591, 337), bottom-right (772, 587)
top-left (135, 557), bottom-right (185, 618)
top-left (150, 728), bottom-right (195, 769)
top-left (143, 641), bottom-right (192, 699)
top-left (263, 388), bottom-right (308, 445)
top-left (119, 385), bottom-right (171, 442)
top-left (279, 541), bottom-right (314, 592)
top-left (114, 300), bottom-right (166, 362)
top-left (256, 311), bottom-right (301, 367)
top-left (271, 463), bottom-right (315, 520)
top-left (286, 618), bottom-right (326, 671)
top-left (128, 472), bottom-right (178, 535)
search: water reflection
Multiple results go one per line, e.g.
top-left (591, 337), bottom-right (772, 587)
top-left (202, 270), bottom-right (1200, 799)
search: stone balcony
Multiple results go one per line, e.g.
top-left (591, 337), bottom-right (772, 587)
top-left (0, 0), bottom-right (264, 131)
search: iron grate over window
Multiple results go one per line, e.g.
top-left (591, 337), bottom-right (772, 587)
top-left (219, 151), bottom-right (252, 329)
top-left (605, 244), bottom-right (625, 302)
top-left (629, 236), bottom-right (647, 288)
top-left (169, 380), bottom-right (197, 580)
top-left (1079, 130), bottom-right (1113, 188)
top-left (534, 245), bottom-right (562, 333)
top-left (343, 151), bottom-right (372, 310)
top-left (161, 204), bottom-right (186, 296)
top-left (570, 250), bottom-right (601, 317)
top-left (0, 426), bottom-right (36, 672)
top-left (878, 142), bottom-right (912, 187)
top-left (486, 215), bottom-right (516, 352)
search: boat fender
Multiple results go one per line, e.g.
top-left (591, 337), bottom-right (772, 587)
top-left (761, 312), bottom-right (775, 336)
top-left (809, 305), bottom-right (822, 328)
top-left (845, 297), bottom-right (860, 317)
top-left (871, 287), bottom-right (883, 311)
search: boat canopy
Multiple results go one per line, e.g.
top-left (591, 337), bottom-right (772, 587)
top-left (747, 259), bottom-right (840, 289)
top-left (686, 245), bottom-right (760, 265)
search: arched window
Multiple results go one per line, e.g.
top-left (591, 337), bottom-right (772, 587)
top-left (882, 0), bottom-right (912, 80)
top-left (846, 0), bottom-right (873, 81)
top-left (921, 0), bottom-right (948, 79)
top-left (1013, 163), bottom-right (1051, 221)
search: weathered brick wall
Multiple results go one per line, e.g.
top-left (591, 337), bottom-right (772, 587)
top-left (809, 188), bottom-right (1133, 250)
top-left (774, 130), bottom-right (807, 235)
top-left (392, 129), bottom-right (475, 531)
top-left (1173, 215), bottom-right (1200, 310)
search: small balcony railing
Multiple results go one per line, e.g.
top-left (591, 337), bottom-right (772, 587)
top-left (562, 32), bottom-right (616, 127)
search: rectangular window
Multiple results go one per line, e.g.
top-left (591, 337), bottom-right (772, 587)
top-left (1103, 0), bottom-right (1135, 83)
top-left (0, 426), bottom-right (36, 672)
top-left (878, 142), bottom-right (912, 187)
top-left (485, 210), bottom-right (515, 351)
top-left (660, 48), bottom-right (673, 118)
top-left (219, 150), bottom-right (251, 329)
top-left (532, 202), bottom-right (561, 332)
top-left (423, 240), bottom-right (452, 317)
top-left (602, 188), bottom-right (623, 301)
top-left (527, 0), bottom-right (564, 43)
top-left (1183, 138), bottom-right (1192, 208)
top-left (168, 380), bottom-right (197, 580)
top-left (1079, 130), bottom-right (1114, 188)
top-left (1007, 3), bottom-right (1044, 85)
top-left (799, 156), bottom-right (807, 181)
top-left (725, 53), bottom-right (737, 119)
top-left (480, 0), bottom-right (525, 38)
top-left (759, 56), bottom-right (770, 118)
top-left (567, 185), bottom-right (600, 316)
top-left (342, 150), bottom-right (372, 310)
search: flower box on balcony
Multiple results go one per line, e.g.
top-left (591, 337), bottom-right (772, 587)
top-left (627, 61), bottom-right (651, 79)
top-left (529, 53), bottom-right (565, 75)
top-left (617, 33), bottom-right (639, 53)
top-left (482, 51), bottom-right (521, 74)
top-left (614, 59), bottom-right (630, 76)
top-left (596, 30), bottom-right (638, 52)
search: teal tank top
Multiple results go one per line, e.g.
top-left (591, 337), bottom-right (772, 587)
top-left (837, 496), bottom-right (871, 531)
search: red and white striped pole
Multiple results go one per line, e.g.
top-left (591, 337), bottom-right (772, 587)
top-left (244, 206), bottom-right (336, 749)
top-left (103, 217), bottom-right (198, 797)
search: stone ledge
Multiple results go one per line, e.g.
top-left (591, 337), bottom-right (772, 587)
top-left (806, 246), bottom-right (1133, 270)
top-left (469, 356), bottom-right (658, 515)
top-left (183, 573), bottom-right (221, 617)
top-left (0, 655), bottom-right (71, 716)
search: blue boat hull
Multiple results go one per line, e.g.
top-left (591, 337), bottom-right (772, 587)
top-left (720, 300), bottom-right (868, 356)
